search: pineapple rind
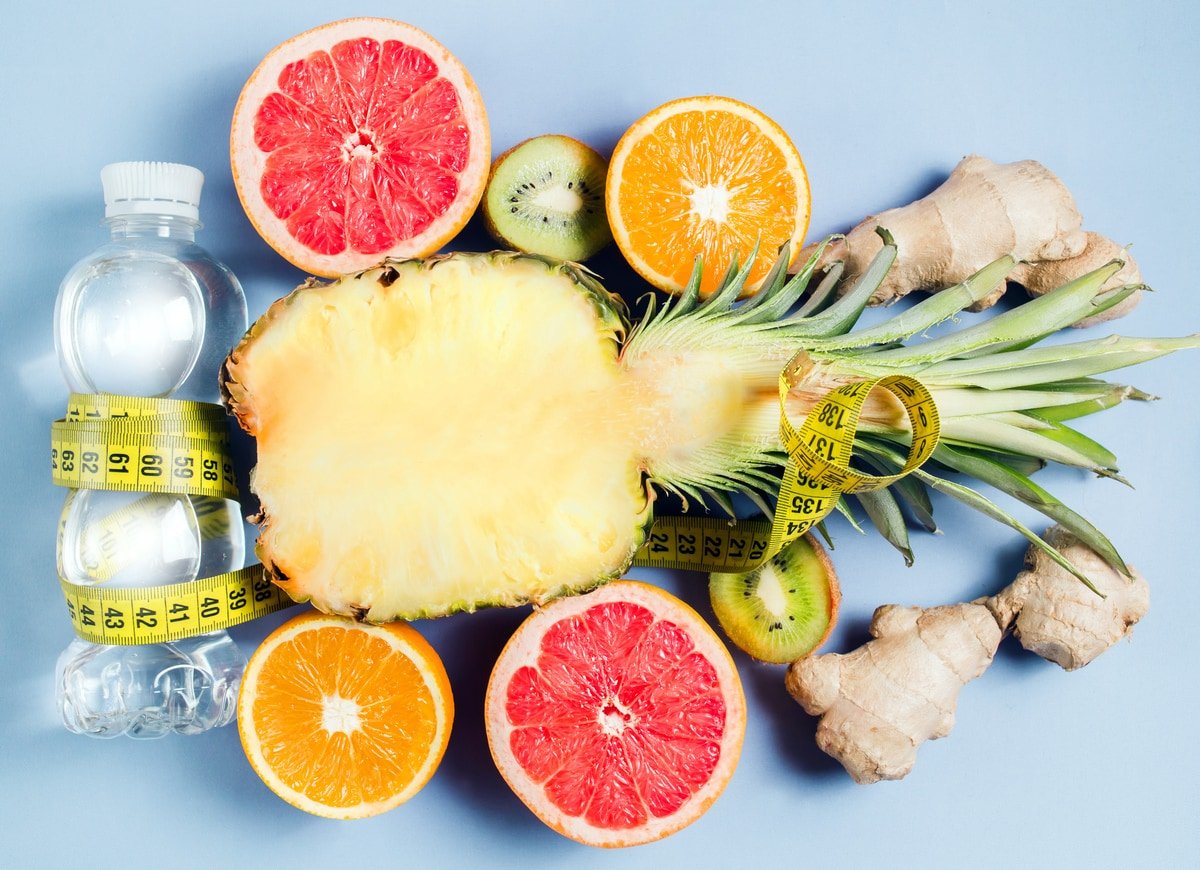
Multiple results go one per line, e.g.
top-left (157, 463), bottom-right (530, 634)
top-left (221, 275), bottom-right (326, 433)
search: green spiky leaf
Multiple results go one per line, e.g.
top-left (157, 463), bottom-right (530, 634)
top-left (622, 238), bottom-right (1194, 593)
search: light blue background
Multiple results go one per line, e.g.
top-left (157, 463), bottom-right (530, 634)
top-left (3, 1), bottom-right (1198, 866)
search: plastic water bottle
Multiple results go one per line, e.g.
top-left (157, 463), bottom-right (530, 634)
top-left (53, 162), bottom-right (249, 738)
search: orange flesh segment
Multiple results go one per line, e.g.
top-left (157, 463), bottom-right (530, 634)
top-left (504, 601), bottom-right (727, 829)
top-left (252, 625), bottom-right (438, 808)
top-left (253, 36), bottom-right (470, 257)
top-left (616, 108), bottom-right (799, 295)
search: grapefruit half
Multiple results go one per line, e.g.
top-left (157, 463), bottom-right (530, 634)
top-left (231, 18), bottom-right (490, 276)
top-left (485, 581), bottom-right (746, 848)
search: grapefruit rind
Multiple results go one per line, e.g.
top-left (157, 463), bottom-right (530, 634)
top-left (237, 611), bottom-right (454, 820)
top-left (606, 95), bottom-right (810, 296)
top-left (230, 17), bottom-right (490, 277)
top-left (485, 581), bottom-right (746, 848)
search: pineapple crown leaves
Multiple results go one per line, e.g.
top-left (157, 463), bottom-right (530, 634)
top-left (619, 229), bottom-right (1199, 580)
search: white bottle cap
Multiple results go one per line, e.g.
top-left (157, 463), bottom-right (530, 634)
top-left (101, 161), bottom-right (203, 221)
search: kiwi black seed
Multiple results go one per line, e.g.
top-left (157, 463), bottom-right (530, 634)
top-left (709, 534), bottom-right (840, 664)
top-left (483, 134), bottom-right (612, 262)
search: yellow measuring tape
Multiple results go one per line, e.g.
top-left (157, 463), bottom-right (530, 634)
top-left (51, 393), bottom-right (290, 645)
top-left (633, 352), bottom-right (940, 571)
top-left (59, 566), bottom-right (290, 644)
top-left (51, 393), bottom-right (237, 500)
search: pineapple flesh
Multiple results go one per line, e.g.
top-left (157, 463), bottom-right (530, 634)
top-left (224, 243), bottom-right (1194, 621)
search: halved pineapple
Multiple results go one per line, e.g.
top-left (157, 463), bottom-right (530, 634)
top-left (224, 245), bottom-right (1187, 621)
top-left (223, 254), bottom-right (662, 620)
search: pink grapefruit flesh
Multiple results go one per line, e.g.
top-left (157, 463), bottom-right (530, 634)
top-left (231, 18), bottom-right (490, 276)
top-left (486, 581), bottom-right (746, 848)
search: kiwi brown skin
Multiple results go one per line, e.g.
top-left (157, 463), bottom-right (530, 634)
top-left (709, 534), bottom-right (841, 664)
top-left (482, 134), bottom-right (611, 262)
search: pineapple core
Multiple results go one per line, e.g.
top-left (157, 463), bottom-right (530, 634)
top-left (234, 256), bottom-right (648, 620)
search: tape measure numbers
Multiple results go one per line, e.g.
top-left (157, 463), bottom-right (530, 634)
top-left (51, 393), bottom-right (290, 646)
top-left (634, 516), bottom-right (773, 573)
top-left (51, 418), bottom-right (237, 501)
top-left (60, 566), bottom-right (291, 645)
top-left (634, 352), bottom-right (940, 572)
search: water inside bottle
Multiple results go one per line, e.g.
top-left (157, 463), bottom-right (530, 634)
top-left (57, 251), bottom-right (206, 397)
top-left (54, 192), bottom-right (249, 738)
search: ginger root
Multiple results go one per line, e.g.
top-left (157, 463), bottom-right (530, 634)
top-left (989, 525), bottom-right (1149, 670)
top-left (801, 155), bottom-right (1142, 322)
top-left (1011, 231), bottom-right (1143, 328)
top-left (786, 525), bottom-right (1149, 783)
top-left (785, 602), bottom-right (1001, 784)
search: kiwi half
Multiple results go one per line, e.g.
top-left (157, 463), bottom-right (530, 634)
top-left (483, 135), bottom-right (612, 262)
top-left (709, 535), bottom-right (841, 664)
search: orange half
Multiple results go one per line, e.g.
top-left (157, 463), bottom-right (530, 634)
top-left (607, 95), bottom-right (810, 297)
top-left (237, 611), bottom-right (453, 819)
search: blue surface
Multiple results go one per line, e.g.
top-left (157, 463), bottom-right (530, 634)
top-left (3, 1), bottom-right (1198, 866)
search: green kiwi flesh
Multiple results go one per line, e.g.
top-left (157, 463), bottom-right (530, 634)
top-left (483, 135), bottom-right (612, 262)
top-left (709, 535), bottom-right (840, 664)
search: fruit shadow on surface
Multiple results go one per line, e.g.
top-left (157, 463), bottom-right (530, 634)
top-left (988, 533), bottom-right (1058, 672)
top-left (731, 624), bottom-right (850, 782)
top-left (170, 722), bottom-right (317, 832)
top-left (186, 721), bottom-right (315, 831)
top-left (740, 660), bottom-right (844, 780)
top-left (420, 605), bottom-right (579, 851)
top-left (455, 206), bottom-right (650, 310)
